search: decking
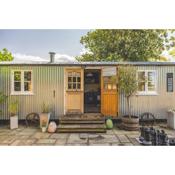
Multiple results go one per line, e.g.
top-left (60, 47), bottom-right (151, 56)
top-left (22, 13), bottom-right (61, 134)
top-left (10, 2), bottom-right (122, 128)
top-left (57, 114), bottom-right (106, 133)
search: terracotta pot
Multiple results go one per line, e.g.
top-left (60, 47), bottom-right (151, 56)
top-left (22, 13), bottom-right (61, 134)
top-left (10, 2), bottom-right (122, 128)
top-left (39, 113), bottom-right (50, 128)
top-left (122, 115), bottom-right (139, 131)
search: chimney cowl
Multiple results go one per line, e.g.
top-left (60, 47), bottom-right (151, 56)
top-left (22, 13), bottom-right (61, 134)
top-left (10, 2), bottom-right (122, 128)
top-left (49, 52), bottom-right (56, 63)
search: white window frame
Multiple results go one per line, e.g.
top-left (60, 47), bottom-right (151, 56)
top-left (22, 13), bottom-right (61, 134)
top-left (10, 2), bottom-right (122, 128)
top-left (11, 70), bottom-right (33, 95)
top-left (137, 70), bottom-right (158, 96)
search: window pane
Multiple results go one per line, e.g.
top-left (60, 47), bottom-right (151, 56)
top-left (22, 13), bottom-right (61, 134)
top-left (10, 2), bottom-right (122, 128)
top-left (148, 72), bottom-right (155, 81)
top-left (68, 72), bottom-right (72, 77)
top-left (14, 71), bottom-right (21, 81)
top-left (73, 77), bottom-right (76, 82)
top-left (24, 82), bottom-right (32, 91)
top-left (24, 71), bottom-right (31, 81)
top-left (77, 77), bottom-right (81, 82)
top-left (108, 84), bottom-right (112, 90)
top-left (138, 72), bottom-right (145, 81)
top-left (148, 82), bottom-right (155, 91)
top-left (68, 83), bottom-right (72, 89)
top-left (112, 84), bottom-right (117, 90)
top-left (68, 77), bottom-right (72, 82)
top-left (76, 72), bottom-right (80, 77)
top-left (73, 83), bottom-right (76, 89)
top-left (138, 82), bottom-right (145, 91)
top-left (77, 83), bottom-right (81, 89)
top-left (14, 82), bottom-right (21, 91)
top-left (104, 84), bottom-right (108, 90)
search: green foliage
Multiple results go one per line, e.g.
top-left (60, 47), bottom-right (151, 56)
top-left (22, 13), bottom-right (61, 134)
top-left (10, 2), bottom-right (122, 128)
top-left (0, 92), bottom-right (7, 114)
top-left (118, 66), bottom-right (138, 119)
top-left (169, 47), bottom-right (175, 58)
top-left (41, 102), bottom-right (50, 113)
top-left (0, 48), bottom-right (14, 61)
top-left (9, 100), bottom-right (19, 116)
top-left (77, 29), bottom-right (175, 62)
top-left (118, 66), bottom-right (138, 98)
top-left (106, 119), bottom-right (113, 129)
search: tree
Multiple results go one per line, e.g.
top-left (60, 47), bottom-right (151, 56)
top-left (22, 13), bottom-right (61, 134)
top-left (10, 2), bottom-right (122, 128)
top-left (77, 30), bottom-right (175, 62)
top-left (0, 48), bottom-right (13, 61)
top-left (118, 66), bottom-right (138, 119)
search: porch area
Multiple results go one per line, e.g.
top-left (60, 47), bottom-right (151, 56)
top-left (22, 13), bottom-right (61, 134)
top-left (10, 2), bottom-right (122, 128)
top-left (0, 123), bottom-right (174, 146)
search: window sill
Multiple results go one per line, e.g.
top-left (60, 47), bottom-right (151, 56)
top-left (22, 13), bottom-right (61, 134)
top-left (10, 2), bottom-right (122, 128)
top-left (66, 90), bottom-right (83, 92)
top-left (10, 92), bottom-right (34, 96)
top-left (136, 92), bottom-right (158, 96)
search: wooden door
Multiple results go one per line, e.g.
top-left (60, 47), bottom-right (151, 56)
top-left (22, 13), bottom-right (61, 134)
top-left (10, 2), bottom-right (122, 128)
top-left (101, 67), bottom-right (118, 117)
top-left (65, 68), bottom-right (84, 114)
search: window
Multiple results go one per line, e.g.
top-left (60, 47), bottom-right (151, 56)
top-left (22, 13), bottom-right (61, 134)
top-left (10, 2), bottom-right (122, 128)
top-left (167, 73), bottom-right (173, 92)
top-left (67, 71), bottom-right (81, 91)
top-left (11, 70), bottom-right (33, 95)
top-left (103, 76), bottom-right (117, 90)
top-left (137, 70), bottom-right (157, 95)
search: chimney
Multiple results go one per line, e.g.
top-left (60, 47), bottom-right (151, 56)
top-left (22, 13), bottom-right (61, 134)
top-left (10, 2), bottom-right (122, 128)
top-left (49, 52), bottom-right (56, 63)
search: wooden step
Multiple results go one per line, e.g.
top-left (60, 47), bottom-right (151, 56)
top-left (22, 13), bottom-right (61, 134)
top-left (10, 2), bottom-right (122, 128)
top-left (57, 129), bottom-right (106, 133)
top-left (60, 120), bottom-right (105, 124)
top-left (60, 116), bottom-right (104, 121)
top-left (57, 124), bottom-right (106, 133)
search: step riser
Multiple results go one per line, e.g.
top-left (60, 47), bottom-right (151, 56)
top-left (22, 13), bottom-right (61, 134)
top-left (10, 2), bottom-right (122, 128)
top-left (60, 121), bottom-right (105, 124)
top-left (57, 130), bottom-right (106, 133)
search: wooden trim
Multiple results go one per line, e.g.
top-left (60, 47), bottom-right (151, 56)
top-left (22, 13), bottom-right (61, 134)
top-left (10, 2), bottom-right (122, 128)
top-left (65, 67), bottom-right (84, 114)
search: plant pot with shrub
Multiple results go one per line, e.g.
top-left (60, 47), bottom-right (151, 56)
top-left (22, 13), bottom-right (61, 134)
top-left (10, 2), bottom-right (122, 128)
top-left (41, 120), bottom-right (47, 133)
top-left (9, 100), bottom-right (19, 129)
top-left (118, 66), bottom-right (139, 131)
top-left (39, 102), bottom-right (50, 129)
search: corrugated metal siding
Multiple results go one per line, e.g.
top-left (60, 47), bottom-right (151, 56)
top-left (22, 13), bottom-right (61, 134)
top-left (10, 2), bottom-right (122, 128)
top-left (0, 66), bottom-right (64, 120)
top-left (119, 66), bottom-right (175, 119)
top-left (1, 64), bottom-right (175, 120)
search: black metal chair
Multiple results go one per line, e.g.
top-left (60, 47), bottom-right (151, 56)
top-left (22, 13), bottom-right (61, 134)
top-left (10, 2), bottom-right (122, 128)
top-left (25, 112), bottom-right (40, 127)
top-left (140, 112), bottom-right (156, 126)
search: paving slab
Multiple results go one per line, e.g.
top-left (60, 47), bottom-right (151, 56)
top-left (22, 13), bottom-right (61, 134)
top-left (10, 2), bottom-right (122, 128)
top-left (55, 138), bottom-right (67, 146)
top-left (66, 143), bottom-right (87, 146)
top-left (89, 134), bottom-right (119, 144)
top-left (67, 134), bottom-right (88, 144)
top-left (32, 132), bottom-right (51, 139)
top-left (36, 139), bottom-right (56, 144)
top-left (117, 135), bottom-right (130, 143)
top-left (50, 133), bottom-right (69, 139)
top-left (89, 143), bottom-right (110, 146)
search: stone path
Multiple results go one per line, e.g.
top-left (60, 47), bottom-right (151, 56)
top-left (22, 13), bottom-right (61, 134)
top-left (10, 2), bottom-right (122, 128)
top-left (0, 124), bottom-right (174, 146)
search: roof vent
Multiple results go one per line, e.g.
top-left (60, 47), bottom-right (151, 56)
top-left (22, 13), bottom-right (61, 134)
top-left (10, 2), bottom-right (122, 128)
top-left (49, 52), bottom-right (56, 63)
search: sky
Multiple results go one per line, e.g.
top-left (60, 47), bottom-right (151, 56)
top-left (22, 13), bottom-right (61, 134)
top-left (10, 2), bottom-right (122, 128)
top-left (0, 29), bottom-right (90, 61)
top-left (0, 29), bottom-right (174, 62)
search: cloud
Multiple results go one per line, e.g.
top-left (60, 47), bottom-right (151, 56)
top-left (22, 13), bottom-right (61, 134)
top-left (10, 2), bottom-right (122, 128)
top-left (13, 53), bottom-right (47, 63)
top-left (54, 53), bottom-right (77, 62)
top-left (12, 53), bottom-right (77, 63)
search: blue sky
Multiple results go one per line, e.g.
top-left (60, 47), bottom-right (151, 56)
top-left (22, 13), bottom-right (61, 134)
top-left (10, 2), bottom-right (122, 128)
top-left (0, 29), bottom-right (90, 59)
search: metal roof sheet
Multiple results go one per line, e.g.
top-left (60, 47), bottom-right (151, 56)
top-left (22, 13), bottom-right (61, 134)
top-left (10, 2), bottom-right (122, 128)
top-left (1, 61), bottom-right (175, 66)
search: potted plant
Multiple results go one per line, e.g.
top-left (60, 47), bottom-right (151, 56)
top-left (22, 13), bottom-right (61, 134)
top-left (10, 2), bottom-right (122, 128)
top-left (9, 100), bottom-right (19, 129)
top-left (39, 102), bottom-right (50, 129)
top-left (167, 109), bottom-right (175, 129)
top-left (41, 120), bottom-right (47, 132)
top-left (118, 66), bottom-right (139, 131)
